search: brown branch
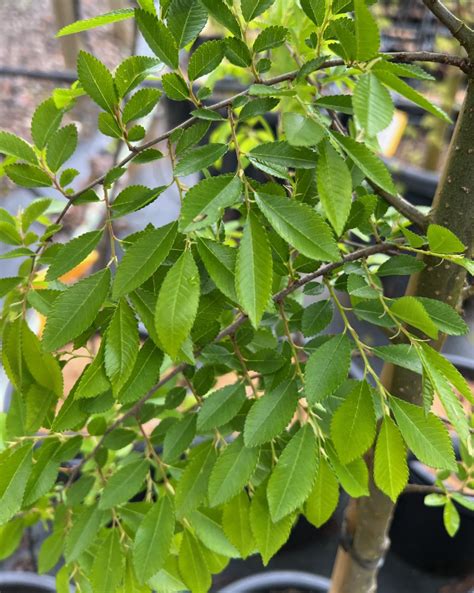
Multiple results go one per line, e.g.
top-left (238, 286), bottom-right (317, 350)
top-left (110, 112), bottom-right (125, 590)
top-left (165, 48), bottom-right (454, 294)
top-left (404, 483), bottom-right (474, 497)
top-left (371, 184), bottom-right (429, 230)
top-left (421, 0), bottom-right (474, 57)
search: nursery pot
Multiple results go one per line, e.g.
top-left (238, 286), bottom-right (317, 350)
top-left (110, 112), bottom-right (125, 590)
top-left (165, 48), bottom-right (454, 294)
top-left (0, 572), bottom-right (58, 592)
top-left (217, 570), bottom-right (330, 593)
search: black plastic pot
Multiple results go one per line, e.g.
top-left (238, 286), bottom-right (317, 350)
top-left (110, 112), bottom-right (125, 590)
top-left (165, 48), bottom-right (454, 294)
top-left (217, 571), bottom-right (330, 593)
top-left (389, 460), bottom-right (474, 576)
top-left (0, 572), bottom-right (58, 592)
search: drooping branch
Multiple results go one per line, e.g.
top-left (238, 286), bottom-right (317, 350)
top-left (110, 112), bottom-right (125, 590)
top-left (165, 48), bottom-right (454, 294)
top-left (51, 50), bottom-right (470, 223)
top-left (64, 241), bottom-right (400, 483)
top-left (421, 0), bottom-right (474, 57)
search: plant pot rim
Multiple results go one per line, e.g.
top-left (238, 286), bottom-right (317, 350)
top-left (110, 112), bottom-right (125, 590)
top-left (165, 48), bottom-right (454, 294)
top-left (216, 570), bottom-right (330, 593)
top-left (0, 571), bottom-right (59, 591)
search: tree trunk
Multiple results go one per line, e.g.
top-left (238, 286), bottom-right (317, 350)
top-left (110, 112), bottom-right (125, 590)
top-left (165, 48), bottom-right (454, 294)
top-left (329, 77), bottom-right (474, 593)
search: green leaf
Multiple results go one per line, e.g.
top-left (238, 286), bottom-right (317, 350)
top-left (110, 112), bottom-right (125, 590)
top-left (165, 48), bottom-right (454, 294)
top-left (113, 222), bottom-right (177, 298)
top-left (317, 139), bottom-right (352, 235)
top-left (0, 130), bottom-right (37, 164)
top-left (112, 185), bottom-right (166, 218)
top-left (255, 192), bottom-right (339, 261)
top-left (45, 124), bottom-right (78, 172)
top-left (180, 174), bottom-right (242, 232)
top-left (427, 223), bottom-right (466, 254)
top-left (22, 322), bottom-right (63, 396)
top-left (443, 499), bottom-right (460, 537)
top-left (91, 529), bottom-right (124, 593)
top-left (374, 416), bottom-right (408, 501)
top-left (283, 113), bottom-right (326, 147)
top-left (175, 442), bottom-right (217, 518)
top-left (250, 482), bottom-right (292, 565)
top-left (253, 25), bottom-right (288, 52)
top-left (331, 380), bottom-right (376, 464)
top-left (46, 230), bottom-right (102, 281)
top-left (21, 197), bottom-right (51, 231)
top-left (155, 250), bottom-right (200, 359)
top-left (5, 164), bottom-right (52, 188)
top-left (222, 492), bottom-right (255, 558)
top-left (162, 72), bottom-right (190, 101)
top-left (302, 299), bottom-right (333, 337)
top-left (372, 344), bottom-right (422, 374)
top-left (77, 51), bottom-right (117, 113)
top-left (208, 435), bottom-right (259, 506)
top-left (300, 0), bottom-right (325, 25)
top-left (105, 299), bottom-right (139, 392)
top-left (122, 88), bottom-right (161, 124)
top-left (249, 141), bottom-right (316, 169)
top-left (188, 40), bottom-right (225, 80)
top-left (225, 37), bottom-right (252, 67)
top-left (390, 397), bottom-right (456, 471)
top-left (417, 346), bottom-right (470, 442)
top-left (354, 0), bottom-right (380, 61)
top-left (167, 0), bottom-right (208, 48)
top-left (174, 143), bottom-right (228, 176)
top-left (133, 496), bottom-right (175, 583)
top-left (244, 380), bottom-right (298, 446)
top-left (0, 276), bottom-right (23, 297)
top-left (189, 509), bottom-right (240, 558)
top-left (268, 425), bottom-right (318, 521)
top-left (417, 343), bottom-right (472, 404)
top-left (197, 383), bottom-right (246, 431)
top-left (240, 98), bottom-right (279, 121)
top-left (191, 107), bottom-right (226, 121)
top-left (304, 334), bottom-right (352, 403)
top-left (197, 238), bottom-right (237, 301)
top-left (57, 8), bottom-right (134, 36)
top-left (135, 8), bottom-right (179, 69)
top-left (0, 222), bottom-right (22, 245)
top-left (305, 457), bottom-right (339, 527)
top-left (99, 458), bottom-right (150, 509)
top-left (353, 73), bottom-right (394, 136)
top-left (329, 452), bottom-right (369, 497)
top-left (65, 504), bottom-right (105, 562)
top-left (42, 268), bottom-right (110, 351)
top-left (115, 55), bottom-right (162, 97)
top-left (315, 94), bottom-right (353, 114)
top-left (241, 0), bottom-right (276, 21)
top-left (75, 345), bottom-right (110, 399)
top-left (377, 254), bottom-right (425, 277)
top-left (0, 518), bottom-right (25, 562)
top-left (31, 98), bottom-right (64, 149)
top-left (0, 444), bottom-right (32, 525)
top-left (23, 440), bottom-right (61, 506)
top-left (390, 296), bottom-right (439, 339)
top-left (200, 0), bottom-right (241, 37)
top-left (117, 340), bottom-right (162, 404)
top-left (235, 212), bottom-right (273, 328)
top-left (333, 133), bottom-right (396, 194)
top-left (163, 414), bottom-right (197, 462)
top-left (98, 112), bottom-right (122, 138)
top-left (179, 530), bottom-right (212, 593)
top-left (416, 297), bottom-right (468, 336)
top-left (374, 70), bottom-right (451, 122)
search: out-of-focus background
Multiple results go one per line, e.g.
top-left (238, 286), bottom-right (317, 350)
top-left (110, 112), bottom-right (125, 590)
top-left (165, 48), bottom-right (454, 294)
top-left (0, 1), bottom-right (473, 592)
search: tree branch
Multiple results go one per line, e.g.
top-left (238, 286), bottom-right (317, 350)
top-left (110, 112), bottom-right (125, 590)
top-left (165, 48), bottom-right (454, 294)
top-left (371, 184), bottom-right (429, 230)
top-left (421, 0), bottom-right (474, 57)
top-left (404, 483), bottom-right (474, 497)
top-left (51, 51), bottom-right (470, 225)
